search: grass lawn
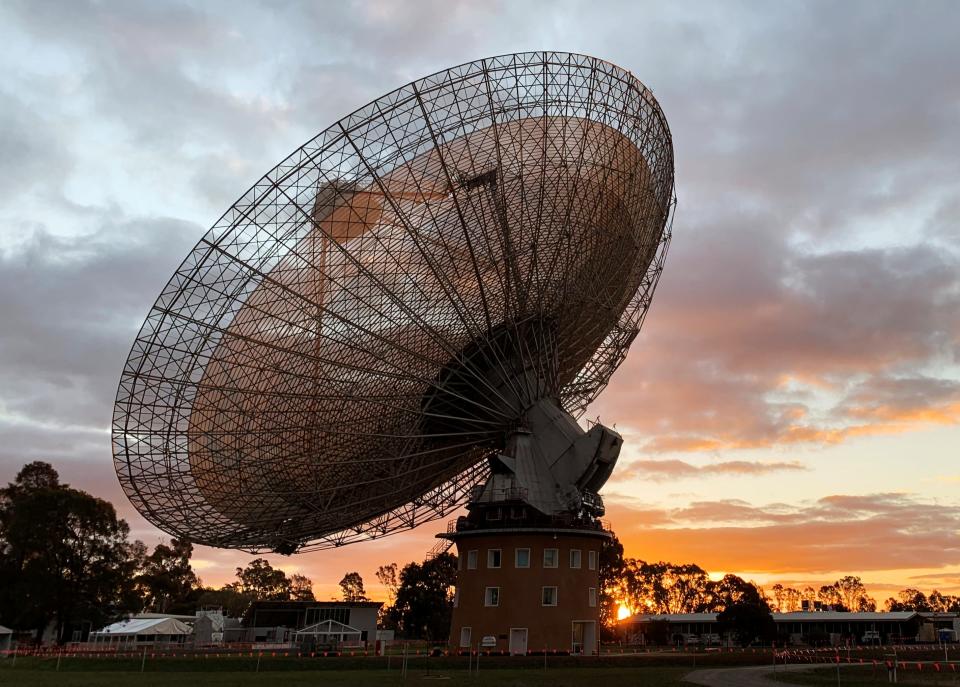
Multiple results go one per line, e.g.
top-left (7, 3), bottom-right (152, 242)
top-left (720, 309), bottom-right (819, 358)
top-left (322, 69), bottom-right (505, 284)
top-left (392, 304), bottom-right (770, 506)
top-left (0, 664), bottom-right (692, 686)
top-left (778, 664), bottom-right (960, 686)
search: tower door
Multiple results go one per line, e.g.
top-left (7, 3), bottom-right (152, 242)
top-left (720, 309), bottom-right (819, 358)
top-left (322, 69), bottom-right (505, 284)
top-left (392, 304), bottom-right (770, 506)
top-left (509, 628), bottom-right (528, 655)
top-left (459, 627), bottom-right (472, 648)
top-left (571, 621), bottom-right (596, 655)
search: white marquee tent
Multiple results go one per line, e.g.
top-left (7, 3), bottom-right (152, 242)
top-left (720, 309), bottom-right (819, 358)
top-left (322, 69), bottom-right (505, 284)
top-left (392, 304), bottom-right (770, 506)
top-left (90, 617), bottom-right (192, 647)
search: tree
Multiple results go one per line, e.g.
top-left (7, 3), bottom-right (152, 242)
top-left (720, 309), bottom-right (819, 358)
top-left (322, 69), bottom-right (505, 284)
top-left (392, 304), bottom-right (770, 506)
top-left (196, 585), bottom-right (253, 618)
top-left (234, 558), bottom-right (291, 600)
top-left (137, 537), bottom-right (200, 613)
top-left (339, 572), bottom-right (368, 602)
top-left (833, 576), bottom-right (874, 611)
top-left (375, 563), bottom-right (400, 629)
top-left (290, 574), bottom-right (315, 601)
top-left (0, 462), bottom-right (144, 643)
top-left (770, 584), bottom-right (803, 612)
top-left (888, 588), bottom-right (930, 612)
top-left (928, 591), bottom-right (960, 613)
top-left (625, 561), bottom-right (709, 614)
top-left (817, 584), bottom-right (846, 610)
top-left (717, 603), bottom-right (776, 647)
top-left (599, 532), bottom-right (627, 636)
top-left (883, 597), bottom-right (902, 612)
top-left (387, 553), bottom-right (457, 640)
top-left (376, 563), bottom-right (400, 602)
top-left (702, 574), bottom-right (766, 612)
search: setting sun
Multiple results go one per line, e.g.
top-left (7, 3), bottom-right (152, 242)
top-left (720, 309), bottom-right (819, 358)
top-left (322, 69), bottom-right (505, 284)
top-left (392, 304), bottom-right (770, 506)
top-left (617, 604), bottom-right (632, 621)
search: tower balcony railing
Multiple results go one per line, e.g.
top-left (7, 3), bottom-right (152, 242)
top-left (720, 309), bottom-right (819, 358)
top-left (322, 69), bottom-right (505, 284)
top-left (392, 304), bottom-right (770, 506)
top-left (450, 512), bottom-right (611, 534)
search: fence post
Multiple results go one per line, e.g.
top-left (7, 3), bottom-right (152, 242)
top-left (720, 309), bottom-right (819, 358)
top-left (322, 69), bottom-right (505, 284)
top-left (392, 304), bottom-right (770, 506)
top-left (255, 650), bottom-right (261, 673)
top-left (141, 646), bottom-right (146, 672)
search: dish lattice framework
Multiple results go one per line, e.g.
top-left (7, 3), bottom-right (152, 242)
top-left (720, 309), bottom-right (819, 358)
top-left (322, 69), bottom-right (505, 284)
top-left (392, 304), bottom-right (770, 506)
top-left (112, 51), bottom-right (675, 552)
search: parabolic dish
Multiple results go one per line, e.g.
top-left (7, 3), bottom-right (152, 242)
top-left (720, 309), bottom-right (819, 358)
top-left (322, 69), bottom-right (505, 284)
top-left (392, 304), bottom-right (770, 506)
top-left (112, 51), bottom-right (674, 552)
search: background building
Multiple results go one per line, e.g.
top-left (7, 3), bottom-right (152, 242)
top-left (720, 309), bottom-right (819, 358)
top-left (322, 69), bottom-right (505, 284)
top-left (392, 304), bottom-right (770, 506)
top-left (233, 600), bottom-right (381, 647)
top-left (622, 611), bottom-right (933, 646)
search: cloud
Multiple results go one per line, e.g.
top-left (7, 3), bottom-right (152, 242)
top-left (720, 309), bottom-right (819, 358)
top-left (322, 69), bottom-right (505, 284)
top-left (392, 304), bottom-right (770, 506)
top-left (0, 219), bottom-right (200, 428)
top-left (618, 458), bottom-right (806, 482)
top-left (595, 224), bottom-right (960, 452)
top-left (608, 492), bottom-right (960, 574)
top-left (0, 0), bottom-right (958, 594)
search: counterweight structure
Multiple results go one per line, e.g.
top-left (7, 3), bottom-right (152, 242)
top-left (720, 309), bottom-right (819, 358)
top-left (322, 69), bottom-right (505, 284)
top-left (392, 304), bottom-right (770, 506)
top-left (112, 52), bottom-right (675, 553)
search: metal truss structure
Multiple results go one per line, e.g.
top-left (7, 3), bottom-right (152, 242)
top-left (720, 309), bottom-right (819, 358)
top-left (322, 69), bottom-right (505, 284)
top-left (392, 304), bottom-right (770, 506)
top-left (112, 52), bottom-right (675, 553)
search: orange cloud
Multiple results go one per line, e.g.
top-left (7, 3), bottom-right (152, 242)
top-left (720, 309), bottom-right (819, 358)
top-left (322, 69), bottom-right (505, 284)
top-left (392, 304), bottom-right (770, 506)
top-left (606, 492), bottom-right (960, 575)
top-left (616, 458), bottom-right (806, 482)
top-left (587, 222), bottom-right (960, 455)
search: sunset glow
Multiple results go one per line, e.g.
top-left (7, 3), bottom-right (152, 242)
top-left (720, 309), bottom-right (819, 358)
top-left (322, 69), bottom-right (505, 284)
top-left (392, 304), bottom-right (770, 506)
top-left (0, 2), bottom-right (958, 606)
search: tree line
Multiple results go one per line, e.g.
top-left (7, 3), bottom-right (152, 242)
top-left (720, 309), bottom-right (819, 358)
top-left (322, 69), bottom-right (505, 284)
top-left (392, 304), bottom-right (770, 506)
top-left (2, 461), bottom-right (955, 645)
top-left (598, 534), bottom-right (959, 631)
top-left (0, 462), bottom-right (456, 643)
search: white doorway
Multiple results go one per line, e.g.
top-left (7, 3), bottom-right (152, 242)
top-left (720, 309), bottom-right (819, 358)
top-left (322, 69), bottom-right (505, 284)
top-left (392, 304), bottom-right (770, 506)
top-left (572, 621), bottom-right (597, 656)
top-left (509, 627), bottom-right (528, 655)
top-left (459, 626), bottom-right (472, 648)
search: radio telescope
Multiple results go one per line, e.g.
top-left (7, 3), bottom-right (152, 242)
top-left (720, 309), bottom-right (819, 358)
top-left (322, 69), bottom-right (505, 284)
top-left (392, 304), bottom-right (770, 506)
top-left (112, 51), bottom-right (674, 554)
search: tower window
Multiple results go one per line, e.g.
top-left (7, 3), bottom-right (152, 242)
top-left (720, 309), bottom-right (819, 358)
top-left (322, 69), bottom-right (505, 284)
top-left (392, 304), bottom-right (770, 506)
top-left (541, 586), bottom-right (558, 607)
top-left (543, 548), bottom-right (558, 568)
top-left (467, 550), bottom-right (478, 570)
top-left (588, 550), bottom-right (598, 570)
top-left (589, 587), bottom-right (597, 607)
top-left (570, 549), bottom-right (582, 569)
top-left (485, 587), bottom-right (500, 607)
top-left (515, 548), bottom-right (530, 568)
top-left (487, 549), bottom-right (502, 569)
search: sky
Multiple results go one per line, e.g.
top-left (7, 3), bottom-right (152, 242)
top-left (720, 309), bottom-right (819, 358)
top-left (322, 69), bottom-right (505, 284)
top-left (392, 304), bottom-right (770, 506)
top-left (1, 0), bottom-right (959, 605)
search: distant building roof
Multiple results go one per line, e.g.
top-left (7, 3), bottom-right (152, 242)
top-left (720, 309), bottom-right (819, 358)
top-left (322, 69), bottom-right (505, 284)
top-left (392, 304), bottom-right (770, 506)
top-left (132, 612), bottom-right (197, 621)
top-left (92, 617), bottom-right (192, 637)
top-left (627, 613), bottom-right (720, 623)
top-left (775, 611), bottom-right (918, 622)
top-left (625, 611), bottom-right (920, 624)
